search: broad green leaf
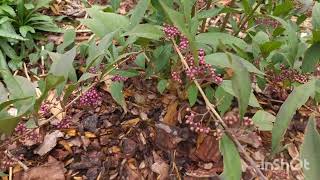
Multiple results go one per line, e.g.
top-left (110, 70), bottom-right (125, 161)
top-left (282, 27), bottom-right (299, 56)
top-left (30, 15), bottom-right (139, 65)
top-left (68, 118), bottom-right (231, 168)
top-left (215, 86), bottom-right (233, 116)
top-left (231, 55), bottom-right (251, 119)
top-left (0, 82), bottom-right (8, 103)
top-left (0, 111), bottom-right (20, 134)
top-left (196, 7), bottom-right (222, 19)
top-left (159, 0), bottom-right (189, 36)
top-left (123, 24), bottom-right (164, 40)
top-left (110, 82), bottom-right (127, 112)
top-left (81, 8), bottom-right (129, 37)
top-left (252, 110), bottom-right (275, 131)
top-left (187, 83), bottom-right (198, 106)
top-left (273, 0), bottom-right (293, 16)
top-left (260, 41), bottom-right (282, 56)
top-left (300, 116), bottom-right (320, 180)
top-left (128, 0), bottom-right (150, 29)
top-left (19, 25), bottom-right (35, 37)
top-left (34, 74), bottom-right (64, 112)
top-left (135, 53), bottom-right (145, 68)
top-left (0, 50), bottom-right (10, 76)
top-left (205, 53), bottom-right (264, 75)
top-left (0, 41), bottom-right (19, 60)
top-left (241, 0), bottom-right (251, 14)
top-left (196, 32), bottom-right (248, 50)
top-left (157, 79), bottom-right (168, 94)
top-left (220, 80), bottom-right (260, 108)
top-left (205, 86), bottom-right (215, 103)
top-left (301, 43), bottom-right (320, 73)
top-left (57, 29), bottom-right (76, 53)
top-left (78, 73), bottom-right (97, 83)
top-left (0, 172), bottom-right (7, 177)
top-left (220, 134), bottom-right (241, 180)
top-left (181, 0), bottom-right (196, 23)
top-left (153, 44), bottom-right (172, 72)
top-left (272, 79), bottom-right (316, 153)
top-left (49, 47), bottom-right (77, 83)
top-left (62, 83), bottom-right (77, 106)
top-left (0, 4), bottom-right (16, 17)
top-left (312, 2), bottom-right (320, 30)
top-left (111, 0), bottom-right (121, 11)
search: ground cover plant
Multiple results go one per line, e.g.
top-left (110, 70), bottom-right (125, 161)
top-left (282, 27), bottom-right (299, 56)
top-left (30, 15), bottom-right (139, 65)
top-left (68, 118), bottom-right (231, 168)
top-left (0, 0), bottom-right (320, 179)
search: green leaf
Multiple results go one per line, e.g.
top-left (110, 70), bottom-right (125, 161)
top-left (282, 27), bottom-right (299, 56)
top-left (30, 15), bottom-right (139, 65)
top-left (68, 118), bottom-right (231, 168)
top-left (272, 79), bottom-right (316, 154)
top-left (157, 79), bottom-right (168, 94)
top-left (220, 80), bottom-right (260, 108)
top-left (110, 82), bottom-right (127, 112)
top-left (312, 2), bottom-right (320, 30)
top-left (0, 41), bottom-right (19, 60)
top-left (301, 43), bottom-right (320, 73)
top-left (181, 0), bottom-right (196, 23)
top-left (48, 47), bottom-right (77, 83)
top-left (205, 86), bottom-right (215, 103)
top-left (196, 7), bottom-right (222, 19)
top-left (220, 134), bottom-right (241, 180)
top-left (252, 110), bottom-right (275, 131)
top-left (81, 8), bottom-right (129, 38)
top-left (128, 0), bottom-right (150, 29)
top-left (123, 24), bottom-right (164, 40)
top-left (0, 172), bottom-right (7, 177)
top-left (57, 29), bottom-right (76, 53)
top-left (273, 0), bottom-right (294, 16)
top-left (153, 44), bottom-right (172, 72)
top-left (135, 53), bottom-right (145, 68)
top-left (0, 82), bottom-right (8, 103)
top-left (241, 0), bottom-right (252, 14)
top-left (300, 115), bottom-right (320, 180)
top-left (215, 86), bottom-right (233, 116)
top-left (111, 0), bottom-right (121, 11)
top-left (187, 83), bottom-right (198, 106)
top-left (205, 53), bottom-right (264, 75)
top-left (34, 74), bottom-right (64, 112)
top-left (260, 41), bottom-right (282, 56)
top-left (0, 4), bottom-right (16, 17)
top-left (159, 0), bottom-right (189, 36)
top-left (19, 25), bottom-right (35, 37)
top-left (196, 32), bottom-right (248, 50)
top-left (231, 54), bottom-right (251, 119)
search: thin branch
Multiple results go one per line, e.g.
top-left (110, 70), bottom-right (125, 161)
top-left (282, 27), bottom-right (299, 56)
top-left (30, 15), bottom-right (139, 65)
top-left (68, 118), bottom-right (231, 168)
top-left (5, 150), bottom-right (29, 171)
top-left (172, 39), bottom-right (267, 180)
top-left (200, 0), bottom-right (213, 32)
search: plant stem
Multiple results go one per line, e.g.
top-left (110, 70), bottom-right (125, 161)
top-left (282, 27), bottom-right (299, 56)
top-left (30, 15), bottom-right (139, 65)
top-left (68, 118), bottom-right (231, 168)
top-left (234, 0), bottom-right (263, 36)
top-left (172, 39), bottom-right (267, 180)
top-left (219, 0), bottom-right (235, 31)
top-left (200, 0), bottom-right (213, 32)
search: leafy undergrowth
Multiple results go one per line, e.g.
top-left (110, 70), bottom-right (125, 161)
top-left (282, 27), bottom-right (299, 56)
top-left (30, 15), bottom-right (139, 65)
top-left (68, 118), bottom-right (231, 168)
top-left (1, 0), bottom-right (320, 180)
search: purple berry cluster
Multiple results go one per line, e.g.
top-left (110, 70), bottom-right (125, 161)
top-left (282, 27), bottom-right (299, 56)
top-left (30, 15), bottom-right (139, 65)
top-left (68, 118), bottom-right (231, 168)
top-left (163, 24), bottom-right (180, 39)
top-left (171, 71), bottom-right (182, 83)
top-left (79, 88), bottom-right (102, 107)
top-left (39, 103), bottom-right (50, 116)
top-left (15, 123), bottom-right (40, 145)
top-left (267, 66), bottom-right (310, 84)
top-left (172, 49), bottom-right (223, 84)
top-left (256, 18), bottom-right (280, 28)
top-left (111, 75), bottom-right (128, 82)
top-left (179, 36), bottom-right (189, 50)
top-left (213, 129), bottom-right (223, 140)
top-left (243, 117), bottom-right (254, 127)
top-left (185, 108), bottom-right (211, 134)
top-left (223, 114), bottom-right (239, 126)
top-left (15, 122), bottom-right (27, 135)
top-left (56, 117), bottom-right (71, 129)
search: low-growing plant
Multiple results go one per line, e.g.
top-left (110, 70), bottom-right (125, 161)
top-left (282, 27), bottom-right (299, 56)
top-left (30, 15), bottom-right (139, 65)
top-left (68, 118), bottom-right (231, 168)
top-left (1, 0), bottom-right (320, 179)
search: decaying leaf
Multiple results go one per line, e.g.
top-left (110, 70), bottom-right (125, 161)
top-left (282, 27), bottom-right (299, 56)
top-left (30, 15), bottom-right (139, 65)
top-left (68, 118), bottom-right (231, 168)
top-left (151, 151), bottom-right (169, 180)
top-left (34, 130), bottom-right (64, 156)
top-left (163, 100), bottom-right (179, 126)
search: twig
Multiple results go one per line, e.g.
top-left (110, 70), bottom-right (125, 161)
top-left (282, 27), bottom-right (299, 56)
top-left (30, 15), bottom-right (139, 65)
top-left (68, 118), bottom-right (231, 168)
top-left (219, 0), bottom-right (235, 31)
top-left (9, 167), bottom-right (12, 180)
top-left (200, 0), bottom-right (213, 32)
top-left (172, 39), bottom-right (267, 180)
top-left (23, 63), bottom-right (31, 81)
top-left (234, 0), bottom-right (263, 36)
top-left (5, 150), bottom-right (29, 171)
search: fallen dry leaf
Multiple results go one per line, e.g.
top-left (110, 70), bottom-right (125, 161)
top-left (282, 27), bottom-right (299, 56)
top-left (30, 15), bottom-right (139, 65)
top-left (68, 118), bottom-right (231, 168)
top-left (151, 151), bottom-right (169, 180)
top-left (163, 100), bottom-right (179, 126)
top-left (193, 135), bottom-right (221, 162)
top-left (34, 130), bottom-right (64, 156)
top-left (16, 156), bottom-right (66, 180)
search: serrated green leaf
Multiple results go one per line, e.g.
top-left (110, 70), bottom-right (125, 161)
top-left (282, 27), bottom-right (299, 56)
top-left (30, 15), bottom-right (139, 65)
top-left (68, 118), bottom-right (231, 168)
top-left (301, 43), bottom-right (320, 73)
top-left (128, 0), bottom-right (150, 29)
top-left (252, 110), bottom-right (275, 131)
top-left (187, 83), bottom-right (198, 106)
top-left (123, 24), bottom-right (164, 40)
top-left (272, 79), bottom-right (316, 154)
top-left (220, 134), bottom-right (241, 180)
top-left (157, 79), bottom-right (168, 94)
top-left (231, 54), bottom-right (251, 119)
top-left (300, 115), bottom-right (320, 180)
top-left (205, 53), bottom-right (264, 75)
